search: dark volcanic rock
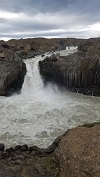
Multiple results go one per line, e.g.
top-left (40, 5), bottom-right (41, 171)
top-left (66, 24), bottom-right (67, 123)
top-left (0, 144), bottom-right (4, 152)
top-left (21, 145), bottom-right (28, 151)
top-left (39, 51), bottom-right (100, 96)
top-left (0, 41), bottom-right (26, 96)
top-left (0, 59), bottom-right (26, 96)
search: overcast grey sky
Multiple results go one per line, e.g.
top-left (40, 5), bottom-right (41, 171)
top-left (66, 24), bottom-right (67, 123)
top-left (0, 0), bottom-right (100, 40)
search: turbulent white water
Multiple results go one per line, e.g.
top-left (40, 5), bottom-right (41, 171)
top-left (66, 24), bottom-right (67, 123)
top-left (0, 48), bottom-right (100, 148)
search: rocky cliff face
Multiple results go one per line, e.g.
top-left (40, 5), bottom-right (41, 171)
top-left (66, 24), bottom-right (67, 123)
top-left (39, 50), bottom-right (100, 96)
top-left (0, 60), bottom-right (26, 96)
top-left (0, 43), bottom-right (26, 96)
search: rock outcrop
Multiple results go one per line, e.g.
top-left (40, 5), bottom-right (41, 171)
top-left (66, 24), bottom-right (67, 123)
top-left (0, 122), bottom-right (99, 177)
top-left (39, 51), bottom-right (100, 96)
top-left (55, 122), bottom-right (100, 177)
top-left (0, 44), bottom-right (26, 96)
top-left (0, 60), bottom-right (26, 96)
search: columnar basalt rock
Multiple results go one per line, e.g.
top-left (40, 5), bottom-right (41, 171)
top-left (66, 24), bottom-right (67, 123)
top-left (0, 59), bottom-right (26, 96)
top-left (39, 52), bottom-right (100, 96)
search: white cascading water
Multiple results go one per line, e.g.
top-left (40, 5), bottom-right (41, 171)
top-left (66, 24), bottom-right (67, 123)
top-left (0, 48), bottom-right (100, 148)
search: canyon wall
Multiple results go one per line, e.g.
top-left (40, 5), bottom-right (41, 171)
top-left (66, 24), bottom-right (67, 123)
top-left (39, 48), bottom-right (100, 96)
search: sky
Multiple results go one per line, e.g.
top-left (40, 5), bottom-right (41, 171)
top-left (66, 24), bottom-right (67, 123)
top-left (0, 0), bottom-right (100, 40)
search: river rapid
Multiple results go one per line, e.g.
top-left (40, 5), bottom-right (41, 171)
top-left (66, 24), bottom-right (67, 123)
top-left (0, 48), bottom-right (100, 148)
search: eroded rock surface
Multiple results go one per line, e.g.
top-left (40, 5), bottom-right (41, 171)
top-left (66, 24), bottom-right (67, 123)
top-left (55, 123), bottom-right (100, 177)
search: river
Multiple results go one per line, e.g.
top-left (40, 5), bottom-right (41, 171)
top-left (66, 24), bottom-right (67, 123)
top-left (0, 48), bottom-right (100, 148)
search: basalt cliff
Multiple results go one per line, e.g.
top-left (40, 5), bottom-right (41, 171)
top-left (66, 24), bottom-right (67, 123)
top-left (0, 43), bottom-right (26, 96)
top-left (39, 38), bottom-right (100, 96)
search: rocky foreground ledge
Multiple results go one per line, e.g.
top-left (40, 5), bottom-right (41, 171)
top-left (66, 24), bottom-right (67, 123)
top-left (0, 122), bottom-right (99, 177)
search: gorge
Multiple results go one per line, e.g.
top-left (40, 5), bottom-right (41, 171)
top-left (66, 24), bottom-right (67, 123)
top-left (0, 47), bottom-right (99, 148)
top-left (0, 38), bottom-right (99, 177)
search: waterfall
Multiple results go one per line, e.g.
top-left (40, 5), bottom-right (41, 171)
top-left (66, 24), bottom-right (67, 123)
top-left (0, 49), bottom-right (99, 148)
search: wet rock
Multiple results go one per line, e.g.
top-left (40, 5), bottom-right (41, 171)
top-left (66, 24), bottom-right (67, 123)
top-left (6, 148), bottom-right (14, 154)
top-left (28, 146), bottom-right (43, 154)
top-left (0, 152), bottom-right (3, 159)
top-left (0, 59), bottom-right (26, 96)
top-left (15, 145), bottom-right (22, 151)
top-left (0, 144), bottom-right (4, 151)
top-left (21, 144), bottom-right (28, 151)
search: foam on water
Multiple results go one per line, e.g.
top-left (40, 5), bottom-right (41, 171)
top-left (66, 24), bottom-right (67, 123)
top-left (0, 48), bottom-right (100, 148)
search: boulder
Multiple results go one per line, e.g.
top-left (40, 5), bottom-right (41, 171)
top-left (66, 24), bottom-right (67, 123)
top-left (55, 123), bottom-right (100, 177)
top-left (0, 52), bottom-right (5, 58)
